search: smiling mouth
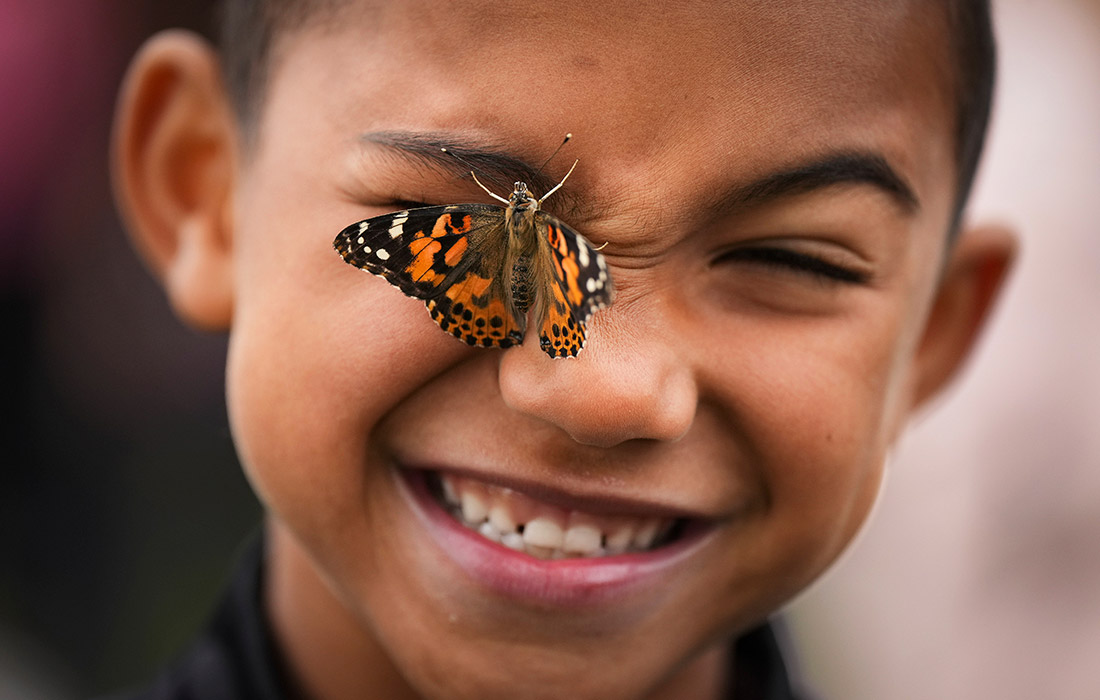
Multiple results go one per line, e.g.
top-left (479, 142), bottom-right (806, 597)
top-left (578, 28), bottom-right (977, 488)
top-left (426, 471), bottom-right (685, 560)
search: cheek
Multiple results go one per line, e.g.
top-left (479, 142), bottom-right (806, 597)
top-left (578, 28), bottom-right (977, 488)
top-left (223, 209), bottom-right (462, 547)
top-left (741, 246), bottom-right (946, 592)
top-left (707, 307), bottom-right (908, 587)
top-left (761, 355), bottom-right (888, 559)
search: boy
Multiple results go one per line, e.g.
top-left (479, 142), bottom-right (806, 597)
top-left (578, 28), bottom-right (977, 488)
top-left (110, 0), bottom-right (1015, 697)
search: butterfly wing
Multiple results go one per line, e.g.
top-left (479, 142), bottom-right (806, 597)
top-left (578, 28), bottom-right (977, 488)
top-left (535, 213), bottom-right (613, 358)
top-left (334, 205), bottom-right (526, 348)
top-left (335, 204), bottom-right (495, 297)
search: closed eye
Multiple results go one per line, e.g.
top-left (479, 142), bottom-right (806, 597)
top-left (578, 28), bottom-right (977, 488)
top-left (390, 199), bottom-right (432, 210)
top-left (715, 246), bottom-right (869, 284)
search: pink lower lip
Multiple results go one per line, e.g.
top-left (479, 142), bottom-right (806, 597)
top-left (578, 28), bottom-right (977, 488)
top-left (396, 468), bottom-right (716, 608)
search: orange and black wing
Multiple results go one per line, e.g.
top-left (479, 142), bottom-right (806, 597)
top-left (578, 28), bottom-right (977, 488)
top-left (334, 205), bottom-right (526, 348)
top-left (535, 213), bottom-right (613, 358)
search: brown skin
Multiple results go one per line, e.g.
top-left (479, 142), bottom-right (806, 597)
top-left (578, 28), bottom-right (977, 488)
top-left (112, 1), bottom-right (1016, 698)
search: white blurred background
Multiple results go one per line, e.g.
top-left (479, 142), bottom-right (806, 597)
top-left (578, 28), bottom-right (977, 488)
top-left (787, 1), bottom-right (1100, 698)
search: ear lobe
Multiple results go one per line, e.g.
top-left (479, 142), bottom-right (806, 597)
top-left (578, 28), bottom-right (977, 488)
top-left (111, 30), bottom-right (237, 331)
top-left (909, 224), bottom-right (1018, 409)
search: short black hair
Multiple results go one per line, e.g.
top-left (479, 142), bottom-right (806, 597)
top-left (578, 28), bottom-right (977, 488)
top-left (216, 0), bottom-right (995, 231)
top-left (944, 0), bottom-right (997, 233)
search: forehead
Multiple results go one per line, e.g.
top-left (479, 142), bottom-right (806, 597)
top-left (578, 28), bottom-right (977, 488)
top-left (264, 0), bottom-right (956, 230)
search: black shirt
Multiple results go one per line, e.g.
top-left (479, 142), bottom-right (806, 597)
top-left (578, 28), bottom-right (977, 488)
top-left (111, 539), bottom-right (803, 700)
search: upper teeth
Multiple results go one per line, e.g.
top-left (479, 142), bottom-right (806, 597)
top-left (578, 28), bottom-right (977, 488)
top-left (437, 473), bottom-right (675, 560)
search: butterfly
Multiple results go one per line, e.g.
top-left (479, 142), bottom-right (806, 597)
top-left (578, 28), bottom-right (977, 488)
top-left (333, 162), bottom-right (612, 358)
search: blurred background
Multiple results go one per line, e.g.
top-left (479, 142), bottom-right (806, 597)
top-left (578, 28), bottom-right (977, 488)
top-left (0, 0), bottom-right (1096, 698)
top-left (0, 2), bottom-right (257, 697)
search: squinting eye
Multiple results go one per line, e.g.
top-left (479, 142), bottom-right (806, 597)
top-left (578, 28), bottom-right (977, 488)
top-left (716, 246), bottom-right (868, 284)
top-left (390, 199), bottom-right (431, 210)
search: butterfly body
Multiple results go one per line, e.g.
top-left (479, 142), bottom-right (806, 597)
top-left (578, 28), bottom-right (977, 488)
top-left (334, 179), bottom-right (612, 358)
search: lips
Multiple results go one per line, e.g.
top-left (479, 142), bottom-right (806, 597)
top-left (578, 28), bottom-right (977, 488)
top-left (396, 466), bottom-right (717, 607)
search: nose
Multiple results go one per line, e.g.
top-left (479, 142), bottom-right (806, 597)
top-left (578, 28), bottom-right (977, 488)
top-left (497, 303), bottom-right (698, 448)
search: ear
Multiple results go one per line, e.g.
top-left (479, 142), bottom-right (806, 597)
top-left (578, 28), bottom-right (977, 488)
top-left (909, 224), bottom-right (1018, 409)
top-left (111, 30), bottom-right (237, 331)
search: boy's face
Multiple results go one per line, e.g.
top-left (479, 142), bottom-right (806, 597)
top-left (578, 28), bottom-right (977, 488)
top-left (192, 0), bottom-right (958, 696)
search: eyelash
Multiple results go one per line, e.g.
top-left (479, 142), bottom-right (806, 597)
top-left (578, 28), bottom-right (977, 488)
top-left (389, 198), bottom-right (431, 210)
top-left (716, 247), bottom-right (868, 284)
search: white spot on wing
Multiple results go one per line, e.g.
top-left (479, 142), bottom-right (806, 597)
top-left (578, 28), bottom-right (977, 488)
top-left (357, 236), bottom-right (364, 245)
top-left (376, 248), bottom-right (390, 261)
top-left (358, 221), bottom-right (369, 233)
top-left (388, 213), bottom-right (408, 239)
top-left (585, 278), bottom-right (597, 293)
top-left (578, 243), bottom-right (590, 267)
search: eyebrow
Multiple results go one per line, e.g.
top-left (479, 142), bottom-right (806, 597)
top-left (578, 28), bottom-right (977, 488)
top-left (362, 131), bottom-right (919, 218)
top-left (719, 152), bottom-right (920, 216)
top-left (360, 130), bottom-right (561, 198)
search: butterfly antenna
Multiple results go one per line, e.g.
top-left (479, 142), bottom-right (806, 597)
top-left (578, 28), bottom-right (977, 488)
top-left (538, 158), bottom-right (578, 204)
top-left (471, 171), bottom-right (510, 204)
top-left (439, 146), bottom-right (480, 174)
top-left (440, 147), bottom-right (509, 204)
top-left (533, 133), bottom-right (572, 179)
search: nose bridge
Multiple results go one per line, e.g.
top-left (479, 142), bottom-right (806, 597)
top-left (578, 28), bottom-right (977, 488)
top-left (497, 301), bottom-right (698, 448)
